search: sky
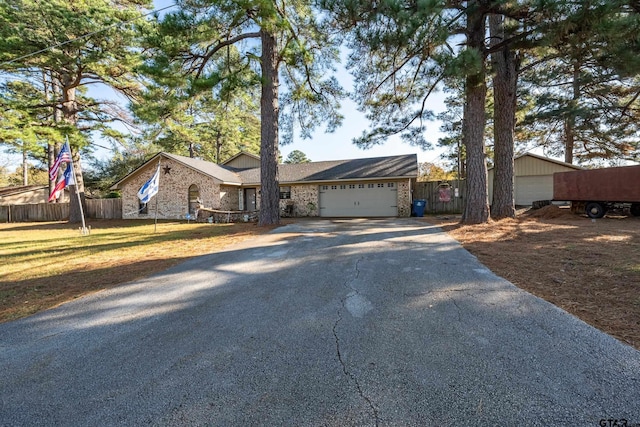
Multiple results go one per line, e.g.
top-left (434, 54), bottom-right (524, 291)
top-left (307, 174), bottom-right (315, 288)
top-left (279, 68), bottom-right (448, 165)
top-left (1, 1), bottom-right (449, 172)
top-left (146, 0), bottom-right (450, 165)
top-left (148, 0), bottom-right (450, 166)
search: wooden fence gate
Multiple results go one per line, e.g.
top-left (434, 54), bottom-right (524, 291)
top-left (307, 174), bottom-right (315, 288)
top-left (413, 180), bottom-right (466, 214)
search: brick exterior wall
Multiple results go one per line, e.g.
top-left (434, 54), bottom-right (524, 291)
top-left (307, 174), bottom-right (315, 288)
top-left (120, 158), bottom-right (223, 219)
top-left (219, 185), bottom-right (240, 211)
top-left (397, 179), bottom-right (411, 217)
top-left (279, 184), bottom-right (319, 217)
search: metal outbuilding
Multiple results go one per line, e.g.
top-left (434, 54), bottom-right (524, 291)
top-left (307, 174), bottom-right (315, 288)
top-left (488, 153), bottom-right (583, 206)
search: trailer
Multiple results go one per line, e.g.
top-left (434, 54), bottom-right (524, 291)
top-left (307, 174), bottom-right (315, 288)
top-left (553, 164), bottom-right (640, 219)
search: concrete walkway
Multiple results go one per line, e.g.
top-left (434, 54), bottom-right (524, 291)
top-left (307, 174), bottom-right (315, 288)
top-left (1, 219), bottom-right (638, 426)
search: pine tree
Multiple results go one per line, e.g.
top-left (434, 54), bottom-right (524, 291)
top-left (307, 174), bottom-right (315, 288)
top-left (141, 0), bottom-right (344, 226)
top-left (0, 0), bottom-right (152, 221)
top-left (0, 80), bottom-right (54, 185)
top-left (489, 13), bottom-right (517, 218)
top-left (323, 0), bottom-right (638, 223)
top-left (319, 0), bottom-right (531, 223)
top-left (518, 0), bottom-right (640, 165)
top-left (134, 39), bottom-right (261, 163)
top-left (283, 150), bottom-right (311, 164)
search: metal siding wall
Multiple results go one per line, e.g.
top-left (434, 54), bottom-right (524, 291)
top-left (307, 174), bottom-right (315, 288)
top-left (515, 176), bottom-right (554, 205)
top-left (516, 156), bottom-right (579, 176)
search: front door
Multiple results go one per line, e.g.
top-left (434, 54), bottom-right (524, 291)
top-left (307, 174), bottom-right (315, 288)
top-left (244, 188), bottom-right (257, 211)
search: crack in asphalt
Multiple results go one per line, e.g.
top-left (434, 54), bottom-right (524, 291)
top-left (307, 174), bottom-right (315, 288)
top-left (332, 258), bottom-right (380, 427)
top-left (344, 258), bottom-right (361, 293)
top-left (333, 315), bottom-right (380, 427)
top-left (450, 296), bottom-right (463, 323)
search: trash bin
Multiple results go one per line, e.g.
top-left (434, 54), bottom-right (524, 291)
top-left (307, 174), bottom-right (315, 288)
top-left (412, 199), bottom-right (426, 217)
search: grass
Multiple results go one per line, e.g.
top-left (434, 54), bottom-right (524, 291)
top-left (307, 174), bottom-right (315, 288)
top-left (0, 220), bottom-right (274, 322)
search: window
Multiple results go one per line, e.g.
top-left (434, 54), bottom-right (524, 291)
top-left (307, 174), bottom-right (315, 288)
top-left (322, 185), bottom-right (329, 190)
top-left (339, 185), bottom-right (346, 189)
top-left (387, 183), bottom-right (395, 188)
top-left (368, 184), bottom-right (374, 188)
top-left (280, 186), bottom-right (291, 199)
top-left (358, 184), bottom-right (365, 189)
top-left (139, 201), bottom-right (148, 214)
top-left (377, 183), bottom-right (384, 188)
top-left (331, 185), bottom-right (337, 190)
top-left (188, 184), bottom-right (201, 215)
top-left (348, 184), bottom-right (356, 189)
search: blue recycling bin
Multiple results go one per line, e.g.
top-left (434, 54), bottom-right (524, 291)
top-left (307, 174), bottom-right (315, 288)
top-left (413, 199), bottom-right (426, 217)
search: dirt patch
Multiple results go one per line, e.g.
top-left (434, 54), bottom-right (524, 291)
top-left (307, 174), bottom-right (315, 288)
top-left (429, 210), bottom-right (640, 350)
top-left (523, 204), bottom-right (578, 220)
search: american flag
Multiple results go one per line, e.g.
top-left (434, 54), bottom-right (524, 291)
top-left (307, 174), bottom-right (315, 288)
top-left (49, 142), bottom-right (72, 181)
top-left (48, 163), bottom-right (74, 202)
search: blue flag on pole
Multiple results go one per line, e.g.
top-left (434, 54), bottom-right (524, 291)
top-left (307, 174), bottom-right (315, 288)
top-left (137, 164), bottom-right (160, 204)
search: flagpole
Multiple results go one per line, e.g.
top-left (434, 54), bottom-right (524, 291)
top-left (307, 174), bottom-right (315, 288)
top-left (154, 159), bottom-right (160, 233)
top-left (66, 137), bottom-right (88, 235)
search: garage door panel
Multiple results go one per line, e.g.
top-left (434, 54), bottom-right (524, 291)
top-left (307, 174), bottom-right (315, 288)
top-left (319, 183), bottom-right (397, 217)
top-left (515, 176), bottom-right (553, 205)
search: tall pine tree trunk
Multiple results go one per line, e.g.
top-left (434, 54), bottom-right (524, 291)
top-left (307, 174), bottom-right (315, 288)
top-left (490, 14), bottom-right (516, 219)
top-left (461, 3), bottom-right (490, 224)
top-left (60, 74), bottom-right (86, 223)
top-left (258, 29), bottom-right (280, 226)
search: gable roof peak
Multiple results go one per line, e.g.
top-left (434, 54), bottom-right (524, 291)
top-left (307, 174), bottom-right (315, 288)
top-left (221, 151), bottom-right (260, 165)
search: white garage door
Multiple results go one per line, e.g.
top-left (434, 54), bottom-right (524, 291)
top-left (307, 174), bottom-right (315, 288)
top-left (515, 175), bottom-right (553, 205)
top-left (319, 182), bottom-right (398, 217)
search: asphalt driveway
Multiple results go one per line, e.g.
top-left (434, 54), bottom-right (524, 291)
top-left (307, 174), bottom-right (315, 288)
top-left (1, 219), bottom-right (639, 426)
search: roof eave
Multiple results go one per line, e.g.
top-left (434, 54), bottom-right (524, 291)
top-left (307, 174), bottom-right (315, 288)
top-left (242, 175), bottom-right (417, 186)
top-left (110, 152), bottom-right (243, 189)
top-left (110, 152), bottom-right (163, 190)
top-left (495, 152), bottom-right (585, 171)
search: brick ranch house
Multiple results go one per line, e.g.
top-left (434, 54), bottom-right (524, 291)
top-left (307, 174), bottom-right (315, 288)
top-left (111, 152), bottom-right (418, 219)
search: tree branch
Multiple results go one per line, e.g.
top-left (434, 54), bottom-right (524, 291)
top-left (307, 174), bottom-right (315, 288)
top-left (619, 88), bottom-right (640, 122)
top-left (195, 32), bottom-right (261, 78)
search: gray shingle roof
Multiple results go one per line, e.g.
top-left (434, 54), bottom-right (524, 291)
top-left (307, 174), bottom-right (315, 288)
top-left (161, 152), bottom-right (243, 183)
top-left (111, 152), bottom-right (243, 190)
top-left (238, 154), bottom-right (418, 185)
top-left (112, 152), bottom-right (418, 189)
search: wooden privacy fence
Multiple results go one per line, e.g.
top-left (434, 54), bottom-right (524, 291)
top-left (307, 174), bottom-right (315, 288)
top-left (84, 198), bottom-right (122, 219)
top-left (0, 199), bottom-right (122, 222)
top-left (413, 180), bottom-right (466, 214)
